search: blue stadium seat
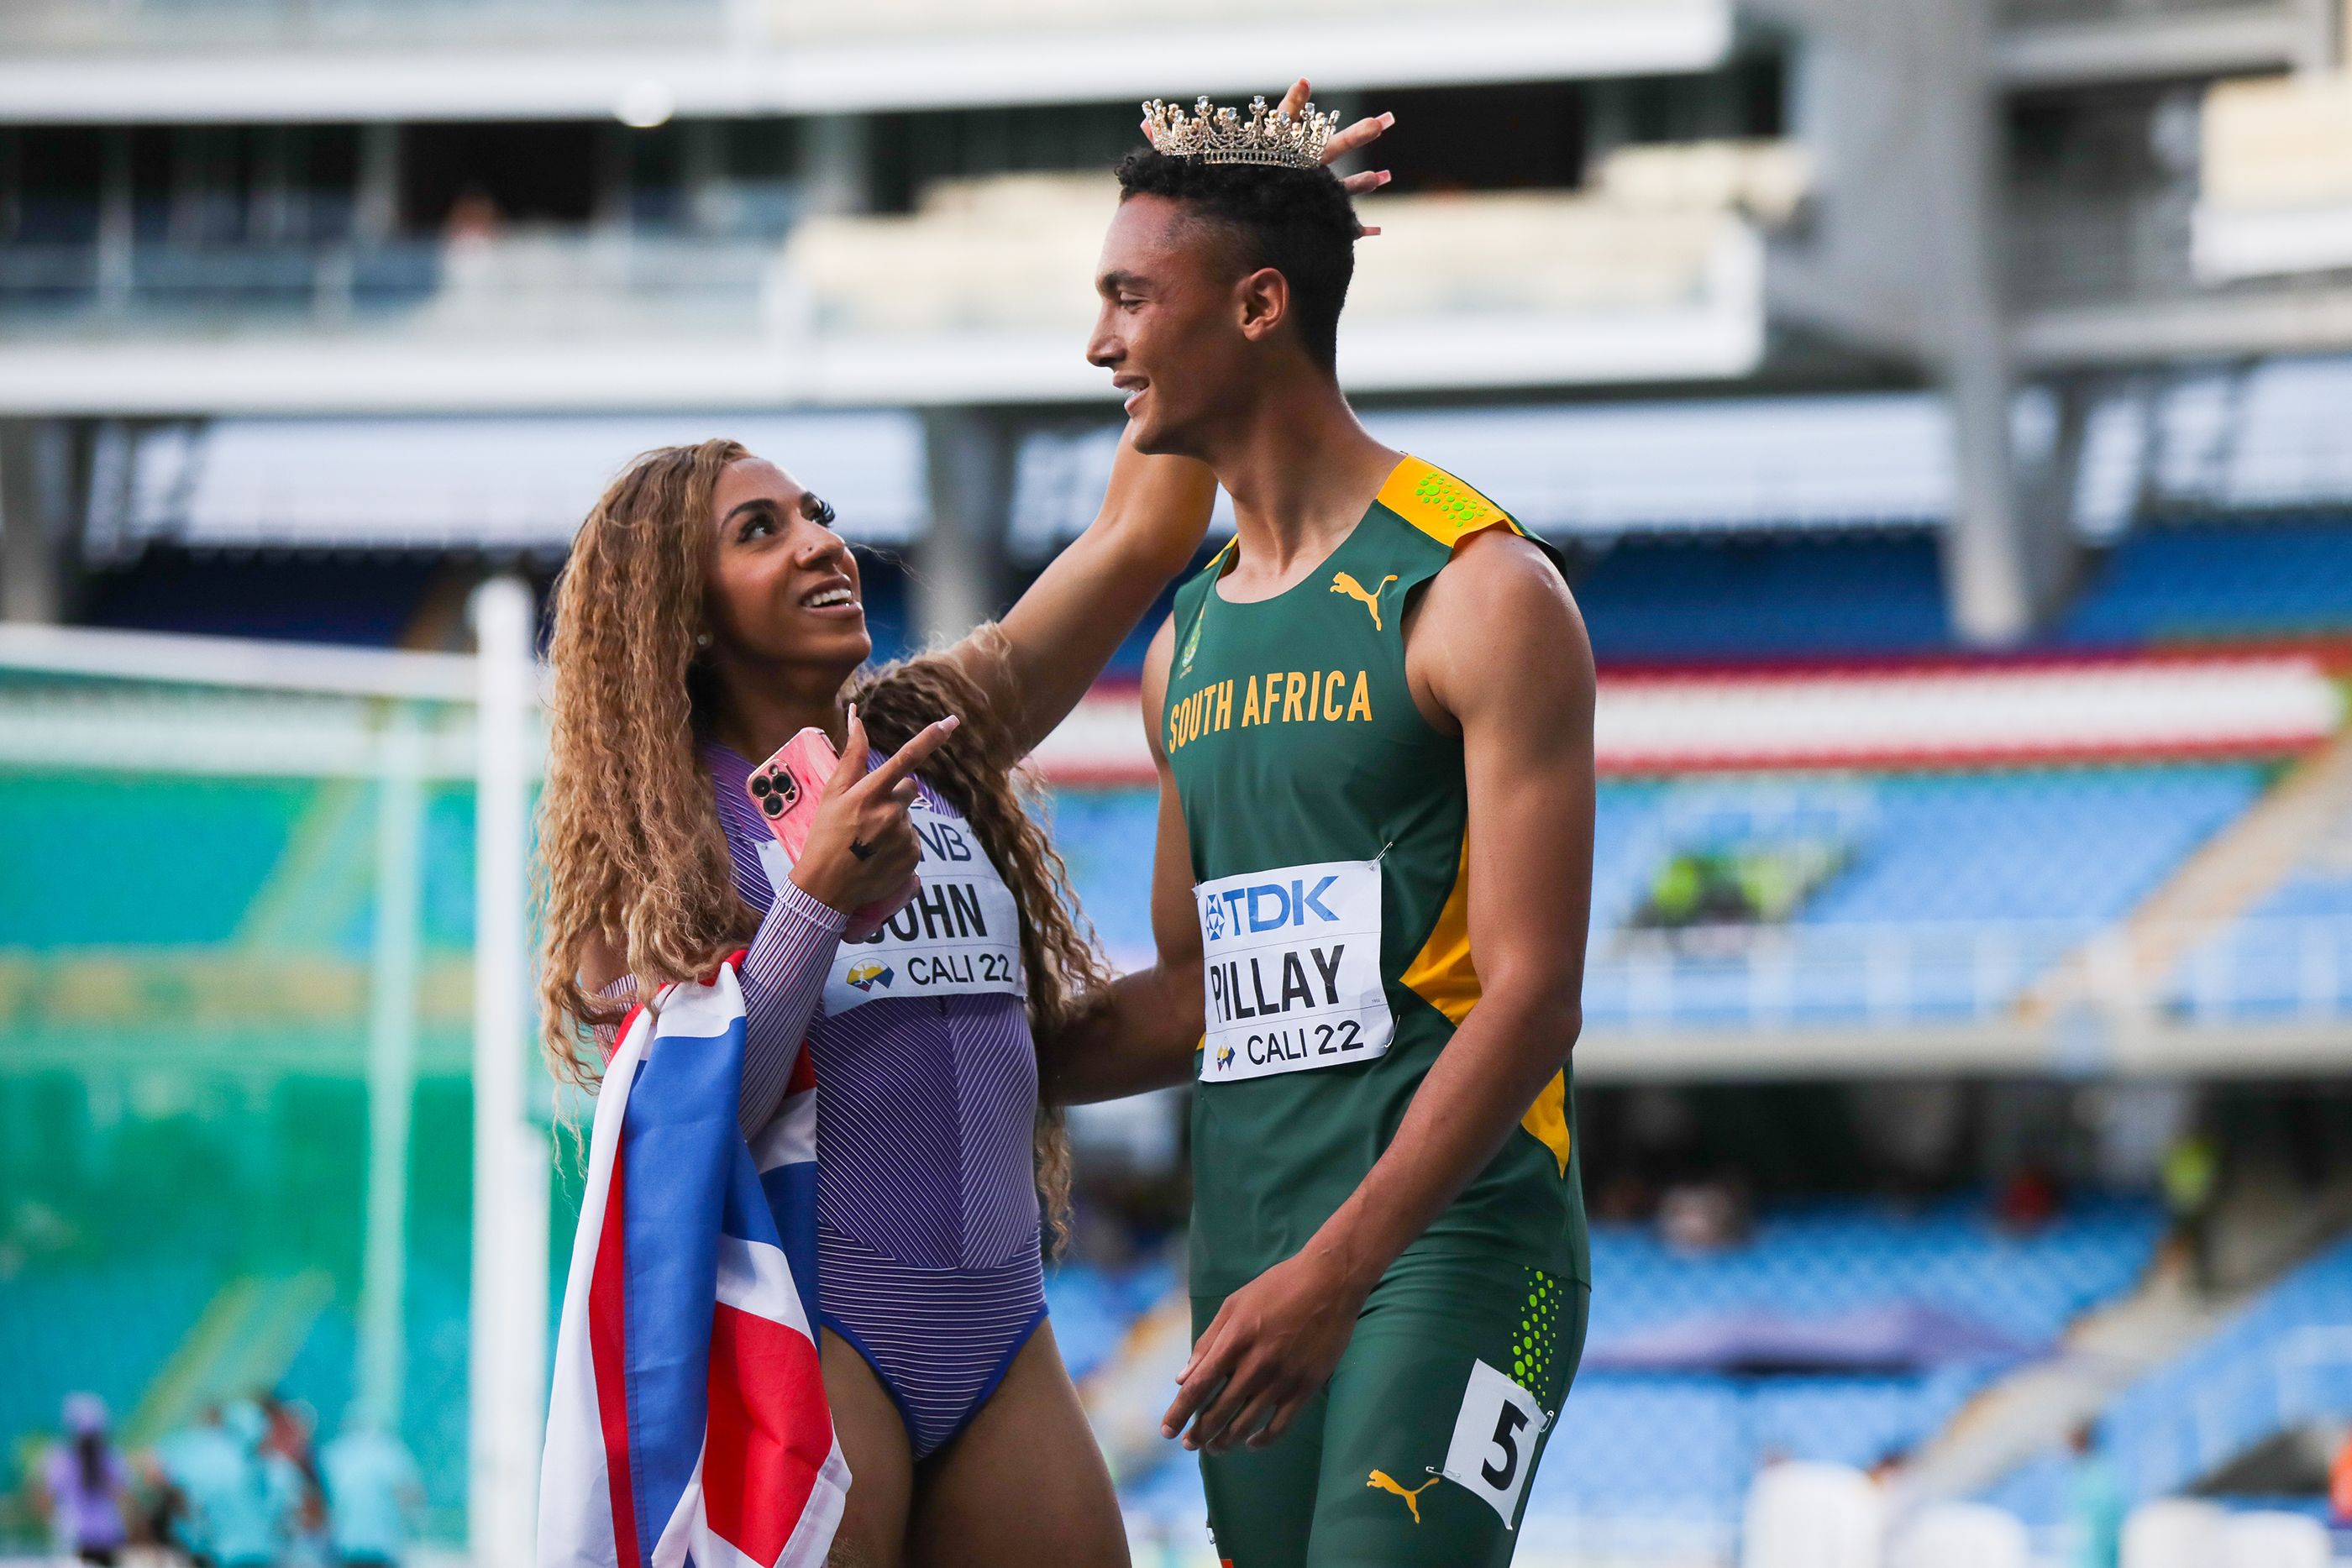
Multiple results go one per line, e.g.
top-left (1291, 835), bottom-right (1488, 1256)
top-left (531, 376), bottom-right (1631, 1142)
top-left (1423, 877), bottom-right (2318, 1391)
top-left (2055, 517), bottom-right (2352, 647)
top-left (1981, 1234), bottom-right (2352, 1522)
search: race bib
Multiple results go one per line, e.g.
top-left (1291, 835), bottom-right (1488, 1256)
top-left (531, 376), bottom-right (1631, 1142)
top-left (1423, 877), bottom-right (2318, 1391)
top-left (1194, 857), bottom-right (1393, 1083)
top-left (756, 801), bottom-right (1026, 1017)
top-left (1441, 1359), bottom-right (1548, 1527)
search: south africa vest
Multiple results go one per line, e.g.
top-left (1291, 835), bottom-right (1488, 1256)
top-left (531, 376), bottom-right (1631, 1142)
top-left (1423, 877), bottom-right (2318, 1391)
top-left (1164, 456), bottom-right (1589, 1297)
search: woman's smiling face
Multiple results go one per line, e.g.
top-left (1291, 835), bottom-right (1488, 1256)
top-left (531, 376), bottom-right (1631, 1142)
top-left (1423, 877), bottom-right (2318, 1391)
top-left (701, 455), bottom-right (873, 676)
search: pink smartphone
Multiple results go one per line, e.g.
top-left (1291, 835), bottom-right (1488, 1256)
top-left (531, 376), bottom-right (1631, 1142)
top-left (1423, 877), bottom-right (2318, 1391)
top-left (745, 726), bottom-right (918, 942)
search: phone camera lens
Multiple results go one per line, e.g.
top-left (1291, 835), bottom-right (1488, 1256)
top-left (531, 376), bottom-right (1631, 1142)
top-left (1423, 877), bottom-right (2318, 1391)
top-left (750, 774), bottom-right (772, 798)
top-left (762, 794), bottom-right (785, 818)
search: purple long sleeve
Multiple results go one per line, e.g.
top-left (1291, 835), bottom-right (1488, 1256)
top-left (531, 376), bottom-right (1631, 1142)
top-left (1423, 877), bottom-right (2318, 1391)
top-left (596, 876), bottom-right (845, 1138)
top-left (733, 877), bottom-right (846, 1130)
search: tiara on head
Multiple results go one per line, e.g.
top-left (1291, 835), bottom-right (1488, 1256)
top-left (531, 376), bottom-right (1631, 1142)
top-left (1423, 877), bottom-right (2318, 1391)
top-left (1142, 94), bottom-right (1338, 169)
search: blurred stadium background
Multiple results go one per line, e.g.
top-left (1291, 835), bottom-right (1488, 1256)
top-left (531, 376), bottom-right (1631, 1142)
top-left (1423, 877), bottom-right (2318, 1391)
top-left (5, 1), bottom-right (2352, 1565)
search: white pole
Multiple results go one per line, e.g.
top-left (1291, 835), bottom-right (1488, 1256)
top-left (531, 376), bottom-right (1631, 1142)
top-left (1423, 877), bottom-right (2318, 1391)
top-left (468, 576), bottom-right (549, 1568)
top-left (360, 705), bottom-right (426, 1431)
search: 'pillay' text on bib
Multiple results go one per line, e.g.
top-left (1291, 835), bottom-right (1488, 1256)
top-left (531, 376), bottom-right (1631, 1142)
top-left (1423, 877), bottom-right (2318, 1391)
top-left (1196, 857), bottom-right (1392, 1082)
top-left (1163, 454), bottom-right (1590, 1299)
top-left (755, 798), bottom-right (1026, 1018)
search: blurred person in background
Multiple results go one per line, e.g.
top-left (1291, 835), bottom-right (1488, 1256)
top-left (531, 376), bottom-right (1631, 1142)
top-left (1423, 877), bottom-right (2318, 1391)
top-left (156, 1404), bottom-right (244, 1567)
top-left (205, 1402), bottom-right (303, 1568)
top-left (34, 1394), bottom-right (130, 1565)
top-left (256, 1393), bottom-right (328, 1567)
top-left (2160, 1126), bottom-right (2220, 1295)
top-left (1040, 86), bottom-right (1593, 1565)
top-left (318, 1406), bottom-right (423, 1568)
top-left (2063, 1423), bottom-right (2124, 1568)
top-left (1740, 1455), bottom-right (1882, 1568)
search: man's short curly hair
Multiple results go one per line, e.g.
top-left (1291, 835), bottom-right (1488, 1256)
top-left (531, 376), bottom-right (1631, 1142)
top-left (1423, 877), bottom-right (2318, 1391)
top-left (1114, 148), bottom-right (1364, 373)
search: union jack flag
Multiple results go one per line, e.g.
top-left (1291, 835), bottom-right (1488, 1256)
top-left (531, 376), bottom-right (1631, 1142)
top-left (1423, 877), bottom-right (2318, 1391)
top-left (541, 956), bottom-right (847, 1568)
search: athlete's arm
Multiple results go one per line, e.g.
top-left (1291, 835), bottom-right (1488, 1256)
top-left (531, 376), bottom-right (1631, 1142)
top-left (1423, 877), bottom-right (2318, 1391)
top-left (1034, 615), bottom-right (1207, 1104)
top-left (942, 426), bottom-right (1215, 760)
top-left (1164, 529), bottom-right (1596, 1455)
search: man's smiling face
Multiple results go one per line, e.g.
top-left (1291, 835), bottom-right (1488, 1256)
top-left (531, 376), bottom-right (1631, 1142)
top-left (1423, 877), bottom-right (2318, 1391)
top-left (1086, 193), bottom-right (1256, 458)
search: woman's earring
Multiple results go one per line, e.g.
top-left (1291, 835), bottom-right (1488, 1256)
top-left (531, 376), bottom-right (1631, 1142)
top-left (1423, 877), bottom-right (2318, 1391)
top-left (695, 632), bottom-right (712, 649)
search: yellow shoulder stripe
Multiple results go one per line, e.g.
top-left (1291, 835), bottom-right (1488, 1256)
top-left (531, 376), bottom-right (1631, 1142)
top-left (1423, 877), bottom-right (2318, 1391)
top-left (1377, 455), bottom-right (1526, 551)
top-left (1398, 837), bottom-right (1574, 1179)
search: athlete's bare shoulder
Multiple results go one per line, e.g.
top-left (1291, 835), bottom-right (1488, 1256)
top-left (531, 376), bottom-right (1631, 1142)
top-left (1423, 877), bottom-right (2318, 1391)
top-left (1406, 527), bottom-right (1591, 736)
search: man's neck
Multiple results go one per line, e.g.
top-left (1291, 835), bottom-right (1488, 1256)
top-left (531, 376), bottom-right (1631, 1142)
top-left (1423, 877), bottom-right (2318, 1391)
top-left (1205, 370), bottom-right (1399, 585)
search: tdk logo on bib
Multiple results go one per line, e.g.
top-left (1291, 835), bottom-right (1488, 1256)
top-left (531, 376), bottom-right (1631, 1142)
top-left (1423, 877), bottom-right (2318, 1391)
top-left (1202, 876), bottom-right (1341, 941)
top-left (1195, 857), bottom-right (1394, 1083)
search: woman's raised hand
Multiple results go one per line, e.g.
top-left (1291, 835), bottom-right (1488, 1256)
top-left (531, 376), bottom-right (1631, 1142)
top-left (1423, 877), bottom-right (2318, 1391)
top-left (1281, 76), bottom-right (1396, 210)
top-left (787, 705), bottom-right (959, 915)
top-left (1137, 77), bottom-right (1396, 233)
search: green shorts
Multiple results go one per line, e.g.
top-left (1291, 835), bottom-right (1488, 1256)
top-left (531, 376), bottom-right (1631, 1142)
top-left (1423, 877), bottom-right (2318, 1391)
top-left (1191, 1251), bottom-right (1588, 1568)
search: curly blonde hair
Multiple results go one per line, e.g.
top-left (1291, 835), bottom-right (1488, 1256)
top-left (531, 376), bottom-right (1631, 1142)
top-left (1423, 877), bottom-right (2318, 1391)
top-left (535, 438), bottom-right (1105, 1242)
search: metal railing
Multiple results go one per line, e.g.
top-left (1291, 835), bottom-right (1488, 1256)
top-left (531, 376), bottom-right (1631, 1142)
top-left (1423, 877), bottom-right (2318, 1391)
top-left (2122, 1327), bottom-right (2352, 1499)
top-left (0, 232), bottom-right (786, 333)
top-left (1581, 915), bottom-right (2352, 1031)
top-left (0, 0), bottom-right (724, 50)
top-left (0, 196), bottom-right (1750, 338)
top-left (1998, 0), bottom-right (2286, 27)
top-left (2008, 185), bottom-right (2202, 308)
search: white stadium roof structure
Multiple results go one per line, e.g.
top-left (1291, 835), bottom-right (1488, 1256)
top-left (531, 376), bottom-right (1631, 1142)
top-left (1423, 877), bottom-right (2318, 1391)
top-left (88, 410), bottom-right (928, 558)
top-left (0, 0), bottom-right (1732, 123)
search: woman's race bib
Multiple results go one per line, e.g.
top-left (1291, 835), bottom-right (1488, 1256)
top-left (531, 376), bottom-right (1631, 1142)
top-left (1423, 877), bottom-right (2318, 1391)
top-left (756, 799), bottom-right (1027, 1017)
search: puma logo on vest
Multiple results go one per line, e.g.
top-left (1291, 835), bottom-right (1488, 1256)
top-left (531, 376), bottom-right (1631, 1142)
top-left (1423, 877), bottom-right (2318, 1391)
top-left (1366, 1469), bottom-right (1440, 1523)
top-left (1331, 572), bottom-right (1399, 630)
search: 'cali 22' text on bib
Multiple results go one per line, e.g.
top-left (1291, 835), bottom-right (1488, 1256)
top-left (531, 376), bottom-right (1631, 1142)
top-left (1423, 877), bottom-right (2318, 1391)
top-left (1195, 857), bottom-right (1393, 1083)
top-left (755, 799), bottom-right (1026, 1018)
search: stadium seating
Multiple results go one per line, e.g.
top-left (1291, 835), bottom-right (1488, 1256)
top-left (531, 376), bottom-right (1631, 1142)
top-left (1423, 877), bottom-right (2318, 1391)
top-left (1527, 1199), bottom-right (2159, 1523)
top-left (783, 170), bottom-right (1766, 338)
top-left (1981, 1234), bottom-right (2352, 1527)
top-left (1574, 532), bottom-right (1953, 663)
top-left (2174, 858), bottom-right (2352, 1018)
top-left (1042, 1256), bottom-right (1179, 1386)
top-left (2055, 517), bottom-right (2352, 647)
top-left (1571, 515), bottom-right (2352, 664)
top-left (1055, 765), bottom-right (2267, 1025)
top-left (1586, 1198), bottom-right (2162, 1346)
top-left (81, 552), bottom-right (448, 646)
top-left (1121, 1200), bottom-right (2159, 1530)
top-left (0, 1261), bottom-right (218, 1459)
top-left (2102, 1235), bottom-right (2352, 1502)
top-left (0, 770), bottom-right (320, 947)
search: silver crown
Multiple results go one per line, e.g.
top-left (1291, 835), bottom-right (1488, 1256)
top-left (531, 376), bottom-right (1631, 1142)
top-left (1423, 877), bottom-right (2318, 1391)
top-left (1142, 94), bottom-right (1338, 169)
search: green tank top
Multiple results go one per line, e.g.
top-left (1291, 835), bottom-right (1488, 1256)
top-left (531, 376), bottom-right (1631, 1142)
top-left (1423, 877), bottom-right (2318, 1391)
top-left (1165, 454), bottom-right (1589, 1298)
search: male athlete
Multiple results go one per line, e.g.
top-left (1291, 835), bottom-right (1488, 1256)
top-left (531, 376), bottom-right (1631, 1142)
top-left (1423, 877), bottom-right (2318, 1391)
top-left (1040, 92), bottom-right (1597, 1566)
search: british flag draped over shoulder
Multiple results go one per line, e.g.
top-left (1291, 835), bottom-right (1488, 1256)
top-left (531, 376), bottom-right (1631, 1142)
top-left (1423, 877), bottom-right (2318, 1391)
top-left (541, 956), bottom-right (848, 1568)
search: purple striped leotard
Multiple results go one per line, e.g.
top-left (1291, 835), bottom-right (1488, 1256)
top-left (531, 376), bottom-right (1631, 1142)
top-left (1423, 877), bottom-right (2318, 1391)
top-left (704, 741), bottom-right (1048, 1460)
